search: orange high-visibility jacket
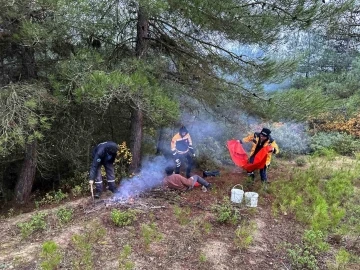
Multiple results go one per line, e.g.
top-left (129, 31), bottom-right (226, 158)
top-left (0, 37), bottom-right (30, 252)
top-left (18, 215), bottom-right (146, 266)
top-left (242, 132), bottom-right (279, 166)
top-left (171, 133), bottom-right (194, 154)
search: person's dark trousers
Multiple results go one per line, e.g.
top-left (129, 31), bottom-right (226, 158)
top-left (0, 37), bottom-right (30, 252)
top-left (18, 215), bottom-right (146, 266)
top-left (185, 152), bottom-right (194, 178)
top-left (260, 166), bottom-right (267, 182)
top-left (174, 154), bottom-right (182, 174)
top-left (191, 175), bottom-right (210, 188)
top-left (104, 162), bottom-right (117, 192)
top-left (174, 153), bottom-right (194, 178)
top-left (95, 167), bottom-right (103, 198)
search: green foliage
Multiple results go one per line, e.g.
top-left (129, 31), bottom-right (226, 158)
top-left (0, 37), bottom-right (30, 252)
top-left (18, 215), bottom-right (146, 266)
top-left (287, 230), bottom-right (329, 270)
top-left (310, 132), bottom-right (360, 156)
top-left (71, 225), bottom-right (106, 270)
top-left (0, 83), bottom-right (53, 156)
top-left (212, 197), bottom-right (239, 224)
top-left (173, 205), bottom-right (191, 225)
top-left (56, 207), bottom-right (74, 225)
top-left (17, 212), bottom-right (48, 238)
top-left (234, 220), bottom-right (256, 250)
top-left (295, 157), bottom-right (307, 167)
top-left (272, 161), bottom-right (354, 231)
top-left (118, 244), bottom-right (135, 270)
top-left (71, 185), bottom-right (83, 197)
top-left (333, 247), bottom-right (351, 270)
top-left (59, 172), bottom-right (89, 195)
top-left (40, 240), bottom-right (62, 270)
top-left (140, 223), bottom-right (163, 250)
top-left (110, 209), bottom-right (137, 227)
top-left (35, 190), bottom-right (68, 208)
top-left (199, 253), bottom-right (207, 263)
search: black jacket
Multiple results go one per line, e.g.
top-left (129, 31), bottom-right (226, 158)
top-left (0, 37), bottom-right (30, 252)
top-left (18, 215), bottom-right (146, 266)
top-left (89, 141), bottom-right (118, 180)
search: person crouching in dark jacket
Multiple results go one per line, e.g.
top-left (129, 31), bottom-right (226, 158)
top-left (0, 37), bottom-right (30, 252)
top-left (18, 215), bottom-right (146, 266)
top-left (89, 141), bottom-right (119, 198)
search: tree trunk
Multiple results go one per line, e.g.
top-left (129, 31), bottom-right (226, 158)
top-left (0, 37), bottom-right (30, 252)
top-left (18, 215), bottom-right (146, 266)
top-left (14, 140), bottom-right (37, 203)
top-left (129, 108), bottom-right (143, 173)
top-left (129, 6), bottom-right (148, 173)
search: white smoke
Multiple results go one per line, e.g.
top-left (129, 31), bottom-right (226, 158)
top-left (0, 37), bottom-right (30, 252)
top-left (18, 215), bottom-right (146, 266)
top-left (113, 155), bottom-right (171, 199)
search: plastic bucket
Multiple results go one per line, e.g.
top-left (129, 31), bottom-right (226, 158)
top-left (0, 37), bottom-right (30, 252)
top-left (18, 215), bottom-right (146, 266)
top-left (231, 184), bottom-right (244, 204)
top-left (244, 192), bottom-right (258, 207)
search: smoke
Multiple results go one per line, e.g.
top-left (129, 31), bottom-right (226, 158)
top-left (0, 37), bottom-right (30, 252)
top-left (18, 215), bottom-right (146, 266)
top-left (113, 155), bottom-right (171, 199)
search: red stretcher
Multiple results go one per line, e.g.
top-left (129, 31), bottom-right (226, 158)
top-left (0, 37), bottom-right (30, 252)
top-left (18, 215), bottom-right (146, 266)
top-left (227, 139), bottom-right (271, 172)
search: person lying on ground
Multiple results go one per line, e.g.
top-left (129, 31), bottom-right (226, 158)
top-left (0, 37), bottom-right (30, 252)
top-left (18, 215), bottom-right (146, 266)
top-left (163, 167), bottom-right (212, 192)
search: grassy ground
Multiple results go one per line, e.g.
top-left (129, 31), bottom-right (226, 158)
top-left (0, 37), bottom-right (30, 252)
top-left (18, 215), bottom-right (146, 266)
top-left (0, 156), bottom-right (359, 270)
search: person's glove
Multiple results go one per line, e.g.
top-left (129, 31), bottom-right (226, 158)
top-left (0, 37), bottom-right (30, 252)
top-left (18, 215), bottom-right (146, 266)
top-left (89, 180), bottom-right (94, 185)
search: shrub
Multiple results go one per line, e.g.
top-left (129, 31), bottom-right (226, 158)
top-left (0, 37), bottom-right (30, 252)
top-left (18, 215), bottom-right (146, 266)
top-left (287, 230), bottom-right (329, 270)
top-left (212, 197), bottom-right (239, 224)
top-left (35, 190), bottom-right (68, 207)
top-left (59, 171), bottom-right (88, 194)
top-left (17, 212), bottom-right (47, 238)
top-left (56, 207), bottom-right (74, 225)
top-left (310, 132), bottom-right (360, 156)
top-left (295, 157), bottom-right (307, 167)
top-left (271, 161), bottom-right (353, 231)
top-left (110, 209), bottom-right (137, 227)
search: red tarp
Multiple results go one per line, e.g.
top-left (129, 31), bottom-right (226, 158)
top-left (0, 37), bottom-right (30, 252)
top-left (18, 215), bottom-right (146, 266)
top-left (227, 139), bottom-right (271, 172)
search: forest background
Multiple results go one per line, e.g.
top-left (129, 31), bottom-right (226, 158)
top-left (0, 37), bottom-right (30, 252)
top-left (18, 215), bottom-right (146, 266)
top-left (1, 1), bottom-right (360, 269)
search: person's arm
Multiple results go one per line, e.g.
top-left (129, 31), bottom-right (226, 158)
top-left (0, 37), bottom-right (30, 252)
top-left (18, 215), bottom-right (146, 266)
top-left (171, 134), bottom-right (178, 154)
top-left (187, 134), bottom-right (195, 155)
top-left (271, 140), bottom-right (280, 154)
top-left (89, 151), bottom-right (102, 180)
top-left (242, 133), bottom-right (255, 143)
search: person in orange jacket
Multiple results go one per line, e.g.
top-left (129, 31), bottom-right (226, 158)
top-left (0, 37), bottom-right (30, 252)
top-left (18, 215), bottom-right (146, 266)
top-left (241, 128), bottom-right (279, 183)
top-left (171, 126), bottom-right (195, 178)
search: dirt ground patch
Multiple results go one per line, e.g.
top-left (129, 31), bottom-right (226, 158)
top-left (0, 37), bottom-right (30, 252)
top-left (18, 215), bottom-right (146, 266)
top-left (0, 165), bottom-right (310, 269)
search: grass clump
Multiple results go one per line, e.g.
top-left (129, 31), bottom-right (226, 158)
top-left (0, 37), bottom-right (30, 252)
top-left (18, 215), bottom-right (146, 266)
top-left (118, 244), bottom-right (135, 270)
top-left (111, 209), bottom-right (137, 227)
top-left (173, 205), bottom-right (191, 225)
top-left (40, 240), bottom-right (62, 270)
top-left (71, 225), bottom-right (106, 270)
top-left (234, 220), bottom-right (257, 250)
top-left (141, 222), bottom-right (163, 250)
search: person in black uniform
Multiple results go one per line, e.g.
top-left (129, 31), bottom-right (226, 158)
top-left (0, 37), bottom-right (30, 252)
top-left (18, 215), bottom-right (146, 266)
top-left (89, 141), bottom-right (119, 198)
top-left (171, 126), bottom-right (195, 178)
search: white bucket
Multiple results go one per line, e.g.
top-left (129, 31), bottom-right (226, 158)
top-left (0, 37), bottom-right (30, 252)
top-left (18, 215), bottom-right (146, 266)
top-left (231, 185), bottom-right (244, 204)
top-left (244, 192), bottom-right (259, 207)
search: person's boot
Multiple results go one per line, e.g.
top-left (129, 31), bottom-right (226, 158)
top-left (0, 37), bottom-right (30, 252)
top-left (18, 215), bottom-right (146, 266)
top-left (94, 182), bottom-right (102, 199)
top-left (108, 181), bottom-right (117, 193)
